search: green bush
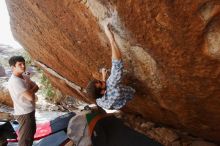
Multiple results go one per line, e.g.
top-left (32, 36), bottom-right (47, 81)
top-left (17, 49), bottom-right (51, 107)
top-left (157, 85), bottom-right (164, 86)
top-left (39, 73), bottom-right (64, 104)
top-left (40, 74), bottom-right (55, 99)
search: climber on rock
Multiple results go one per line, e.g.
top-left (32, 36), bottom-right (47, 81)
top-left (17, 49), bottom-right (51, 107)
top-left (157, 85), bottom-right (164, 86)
top-left (86, 24), bottom-right (135, 110)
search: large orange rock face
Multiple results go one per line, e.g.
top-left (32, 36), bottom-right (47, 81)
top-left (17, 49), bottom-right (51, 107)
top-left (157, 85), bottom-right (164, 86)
top-left (6, 0), bottom-right (220, 143)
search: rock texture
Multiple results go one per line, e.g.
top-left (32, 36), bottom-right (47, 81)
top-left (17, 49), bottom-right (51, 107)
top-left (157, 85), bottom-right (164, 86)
top-left (116, 112), bottom-right (218, 146)
top-left (6, 0), bottom-right (220, 143)
top-left (0, 78), bottom-right (13, 107)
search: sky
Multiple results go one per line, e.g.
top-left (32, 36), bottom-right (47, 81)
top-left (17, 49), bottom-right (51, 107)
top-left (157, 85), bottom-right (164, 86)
top-left (0, 0), bottom-right (21, 48)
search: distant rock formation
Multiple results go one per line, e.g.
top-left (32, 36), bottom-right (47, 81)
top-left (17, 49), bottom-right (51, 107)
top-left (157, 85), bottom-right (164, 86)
top-left (6, 0), bottom-right (220, 143)
top-left (0, 78), bottom-right (13, 107)
top-left (0, 65), bottom-right (6, 77)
